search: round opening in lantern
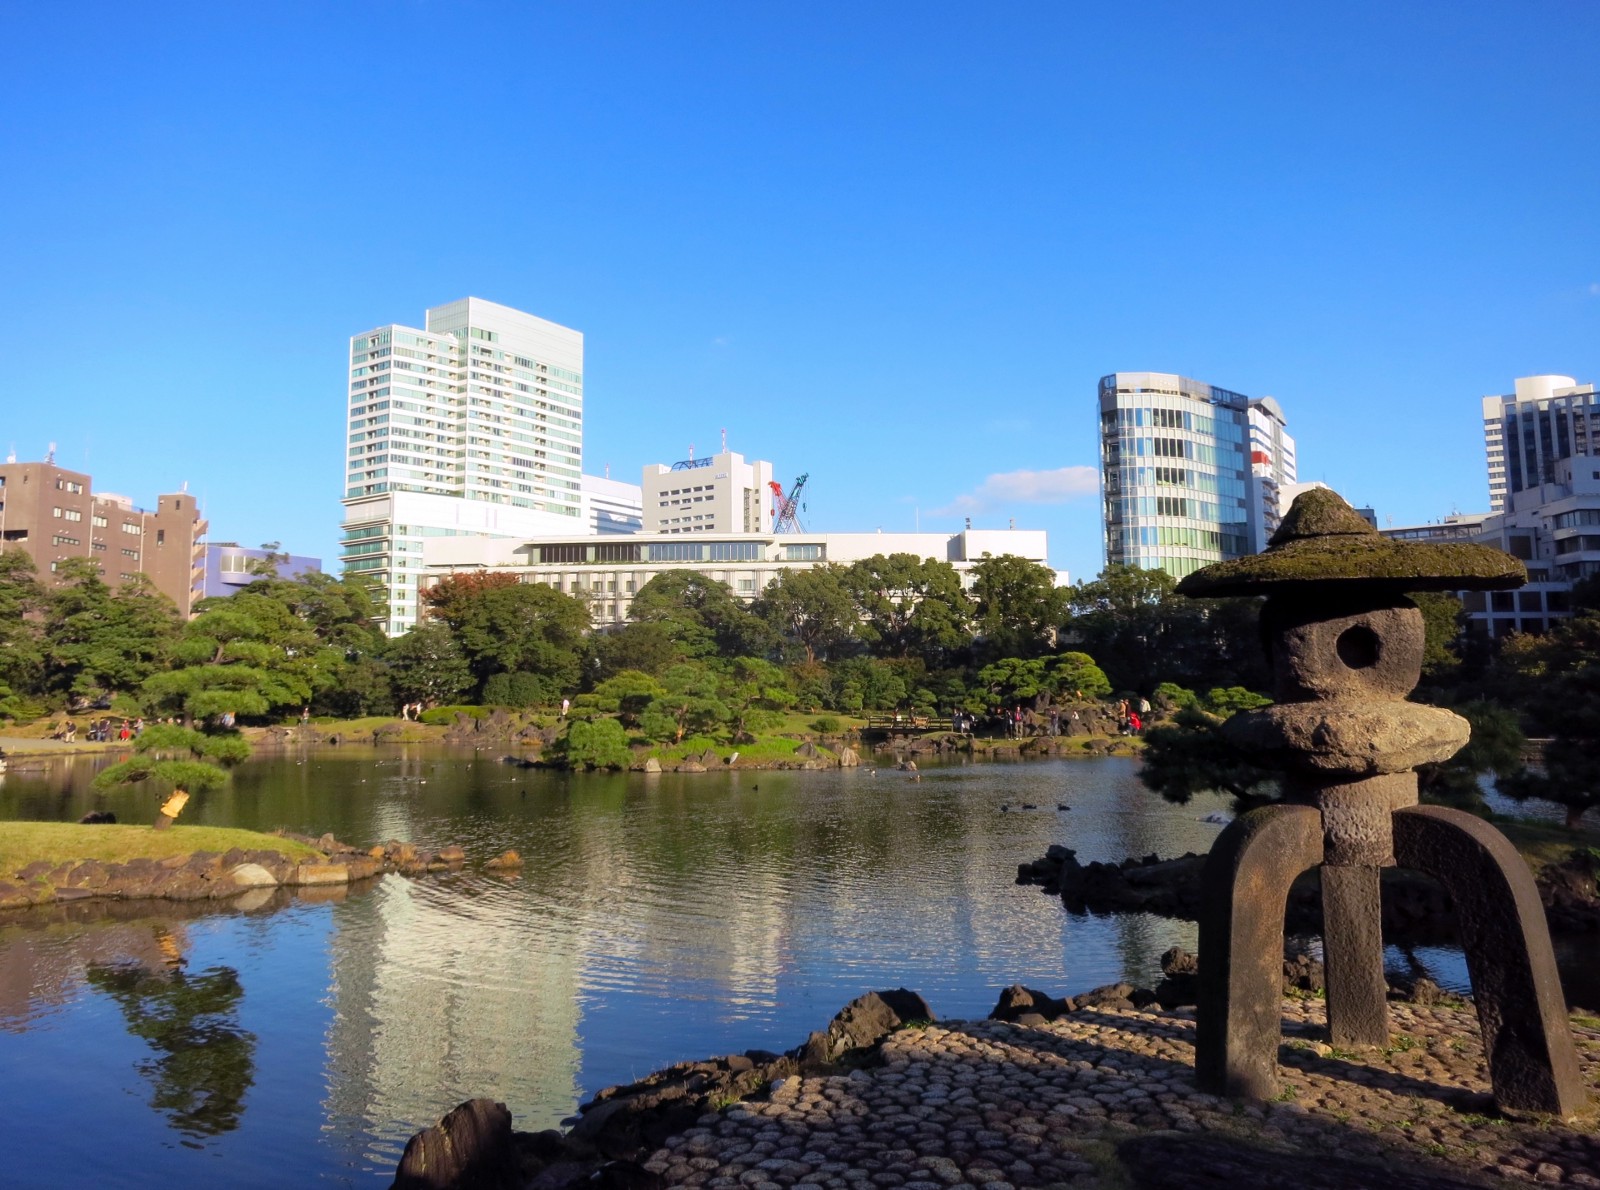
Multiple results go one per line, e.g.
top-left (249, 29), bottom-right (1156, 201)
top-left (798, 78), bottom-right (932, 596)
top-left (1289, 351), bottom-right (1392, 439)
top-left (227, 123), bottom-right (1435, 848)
top-left (1336, 624), bottom-right (1382, 670)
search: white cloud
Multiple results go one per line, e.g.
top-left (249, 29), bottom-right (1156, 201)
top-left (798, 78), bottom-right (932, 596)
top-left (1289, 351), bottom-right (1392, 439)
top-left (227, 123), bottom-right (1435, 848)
top-left (1589, 282), bottom-right (1600, 296)
top-left (934, 465), bottom-right (1099, 515)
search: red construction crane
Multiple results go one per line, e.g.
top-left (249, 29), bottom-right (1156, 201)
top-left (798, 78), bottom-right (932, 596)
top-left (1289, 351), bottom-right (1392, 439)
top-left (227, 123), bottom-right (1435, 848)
top-left (769, 473), bottom-right (809, 533)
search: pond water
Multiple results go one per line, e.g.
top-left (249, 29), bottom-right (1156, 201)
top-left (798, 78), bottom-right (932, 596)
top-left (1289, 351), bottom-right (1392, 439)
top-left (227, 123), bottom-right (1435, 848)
top-left (0, 749), bottom-right (1588, 1187)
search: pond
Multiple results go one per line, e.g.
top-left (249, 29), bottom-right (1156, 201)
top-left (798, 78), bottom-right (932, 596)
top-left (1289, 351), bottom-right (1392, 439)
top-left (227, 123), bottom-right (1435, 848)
top-left (0, 749), bottom-right (1587, 1187)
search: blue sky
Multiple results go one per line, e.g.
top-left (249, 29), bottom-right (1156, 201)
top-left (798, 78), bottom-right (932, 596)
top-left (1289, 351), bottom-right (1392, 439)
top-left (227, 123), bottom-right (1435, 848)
top-left (2, 1), bottom-right (1596, 586)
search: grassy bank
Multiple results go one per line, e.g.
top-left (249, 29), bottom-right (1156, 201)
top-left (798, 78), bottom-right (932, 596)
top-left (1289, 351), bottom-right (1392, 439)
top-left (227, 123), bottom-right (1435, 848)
top-left (0, 822), bottom-right (322, 874)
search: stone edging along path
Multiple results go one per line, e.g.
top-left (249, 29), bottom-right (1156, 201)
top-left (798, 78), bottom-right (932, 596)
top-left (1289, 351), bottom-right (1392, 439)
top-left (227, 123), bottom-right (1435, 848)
top-left (393, 981), bottom-right (1600, 1190)
top-left (0, 834), bottom-right (518, 911)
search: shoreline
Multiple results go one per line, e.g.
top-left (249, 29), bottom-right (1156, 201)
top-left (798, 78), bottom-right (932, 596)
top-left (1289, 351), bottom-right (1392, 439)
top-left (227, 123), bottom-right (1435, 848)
top-left (393, 982), bottom-right (1600, 1190)
top-left (0, 829), bottom-right (514, 912)
top-left (0, 724), bottom-right (1144, 770)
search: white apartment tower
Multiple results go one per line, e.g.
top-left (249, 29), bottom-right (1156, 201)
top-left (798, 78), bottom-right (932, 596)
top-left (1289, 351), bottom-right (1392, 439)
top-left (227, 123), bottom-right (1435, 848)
top-left (342, 298), bottom-right (586, 635)
top-left (1245, 397), bottom-right (1296, 549)
top-left (1481, 375), bottom-right (1600, 513)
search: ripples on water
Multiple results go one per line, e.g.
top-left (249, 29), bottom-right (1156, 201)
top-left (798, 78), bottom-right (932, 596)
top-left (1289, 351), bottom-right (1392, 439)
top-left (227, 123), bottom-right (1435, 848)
top-left (0, 748), bottom-right (1582, 1186)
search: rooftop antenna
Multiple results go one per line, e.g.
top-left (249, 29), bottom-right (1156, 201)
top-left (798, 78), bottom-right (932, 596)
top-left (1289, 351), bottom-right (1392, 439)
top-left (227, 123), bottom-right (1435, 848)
top-left (720, 427), bottom-right (727, 453)
top-left (604, 463), bottom-right (610, 480)
top-left (46, 441), bottom-right (56, 465)
top-left (688, 443), bottom-right (695, 462)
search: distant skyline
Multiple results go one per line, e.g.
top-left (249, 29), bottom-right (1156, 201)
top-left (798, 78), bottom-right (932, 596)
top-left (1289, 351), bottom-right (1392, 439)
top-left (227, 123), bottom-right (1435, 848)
top-left (2, 2), bottom-right (1595, 588)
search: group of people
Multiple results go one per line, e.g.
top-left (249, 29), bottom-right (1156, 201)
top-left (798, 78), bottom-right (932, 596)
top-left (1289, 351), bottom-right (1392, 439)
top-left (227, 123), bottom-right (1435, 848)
top-left (1117, 697), bottom-right (1151, 735)
top-left (950, 705), bottom-right (1082, 739)
top-left (396, 701), bottom-right (426, 721)
top-left (54, 717), bottom-right (145, 743)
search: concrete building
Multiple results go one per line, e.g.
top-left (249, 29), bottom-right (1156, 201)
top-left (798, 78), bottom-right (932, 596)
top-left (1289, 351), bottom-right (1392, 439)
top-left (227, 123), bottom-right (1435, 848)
top-left (641, 449), bottom-right (774, 535)
top-left (1440, 374), bottom-right (1600, 637)
top-left (1380, 509), bottom-right (1558, 639)
top-left (200, 543), bottom-right (322, 599)
top-left (1098, 372), bottom-right (1296, 578)
top-left (0, 458), bottom-right (207, 614)
top-left (1482, 374), bottom-right (1600, 514)
top-left (580, 472), bottom-right (644, 536)
top-left (424, 528), bottom-right (1056, 627)
top-left (340, 298), bottom-right (588, 635)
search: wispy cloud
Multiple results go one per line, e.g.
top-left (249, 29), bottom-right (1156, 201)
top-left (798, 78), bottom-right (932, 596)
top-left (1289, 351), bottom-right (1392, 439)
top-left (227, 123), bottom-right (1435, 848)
top-left (934, 465), bottom-right (1099, 515)
top-left (1589, 282), bottom-right (1600, 297)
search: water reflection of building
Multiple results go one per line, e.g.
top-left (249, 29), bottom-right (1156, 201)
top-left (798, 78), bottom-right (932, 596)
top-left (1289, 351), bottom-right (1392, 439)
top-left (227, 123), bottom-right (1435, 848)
top-left (321, 872), bottom-right (585, 1138)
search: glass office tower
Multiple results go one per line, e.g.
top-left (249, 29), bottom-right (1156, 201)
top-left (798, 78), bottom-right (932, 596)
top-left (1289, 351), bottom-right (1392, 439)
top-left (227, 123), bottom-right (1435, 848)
top-left (1098, 372), bottom-right (1294, 579)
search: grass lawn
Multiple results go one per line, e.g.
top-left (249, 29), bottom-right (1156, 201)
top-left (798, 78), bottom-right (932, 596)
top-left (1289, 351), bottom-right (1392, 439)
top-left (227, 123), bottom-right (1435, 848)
top-left (1495, 815), bottom-right (1600, 875)
top-left (0, 822), bottom-right (323, 875)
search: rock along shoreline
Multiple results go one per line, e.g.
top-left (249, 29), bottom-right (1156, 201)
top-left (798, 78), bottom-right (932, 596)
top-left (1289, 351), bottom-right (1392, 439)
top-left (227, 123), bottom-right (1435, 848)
top-left (0, 832), bottom-right (519, 912)
top-left (390, 967), bottom-right (1600, 1190)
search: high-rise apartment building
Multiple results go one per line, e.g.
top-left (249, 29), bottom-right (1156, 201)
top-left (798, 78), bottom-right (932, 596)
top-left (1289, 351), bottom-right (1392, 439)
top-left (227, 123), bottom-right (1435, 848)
top-left (341, 298), bottom-right (586, 635)
top-left (0, 459), bottom-right (207, 614)
top-left (1481, 375), bottom-right (1600, 513)
top-left (641, 449), bottom-right (774, 535)
top-left (1098, 372), bottom-right (1296, 578)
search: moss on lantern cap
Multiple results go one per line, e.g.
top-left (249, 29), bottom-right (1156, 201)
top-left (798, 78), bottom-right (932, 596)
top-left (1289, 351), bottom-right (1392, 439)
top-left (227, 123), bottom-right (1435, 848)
top-left (1175, 488), bottom-right (1526, 598)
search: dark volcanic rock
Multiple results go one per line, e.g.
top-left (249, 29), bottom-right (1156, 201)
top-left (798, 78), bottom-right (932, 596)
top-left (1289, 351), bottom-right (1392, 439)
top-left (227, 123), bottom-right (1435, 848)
top-left (990, 984), bottom-right (1072, 1022)
top-left (391, 1097), bottom-right (521, 1190)
top-left (796, 988), bottom-right (935, 1065)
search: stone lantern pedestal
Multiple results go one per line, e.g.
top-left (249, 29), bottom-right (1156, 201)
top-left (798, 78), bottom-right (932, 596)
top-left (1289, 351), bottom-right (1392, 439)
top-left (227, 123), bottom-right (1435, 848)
top-left (1175, 490), bottom-right (1586, 1117)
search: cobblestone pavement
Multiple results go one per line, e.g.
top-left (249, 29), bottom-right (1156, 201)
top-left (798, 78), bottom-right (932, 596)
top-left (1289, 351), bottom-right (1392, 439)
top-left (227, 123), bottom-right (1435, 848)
top-left (644, 999), bottom-right (1600, 1189)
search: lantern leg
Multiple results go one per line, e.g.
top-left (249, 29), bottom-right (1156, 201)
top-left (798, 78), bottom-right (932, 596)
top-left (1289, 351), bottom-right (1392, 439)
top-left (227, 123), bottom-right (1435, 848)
top-left (1321, 863), bottom-right (1390, 1048)
top-left (1196, 803), bottom-right (1324, 1099)
top-left (1392, 805), bottom-right (1587, 1117)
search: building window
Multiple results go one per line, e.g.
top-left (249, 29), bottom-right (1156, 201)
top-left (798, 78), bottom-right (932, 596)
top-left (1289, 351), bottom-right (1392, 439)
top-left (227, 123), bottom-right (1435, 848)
top-left (647, 542), bottom-right (707, 562)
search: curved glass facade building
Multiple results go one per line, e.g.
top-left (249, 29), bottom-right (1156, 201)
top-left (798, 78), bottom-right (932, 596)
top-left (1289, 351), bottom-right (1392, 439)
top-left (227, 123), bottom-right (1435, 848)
top-left (1098, 372), bottom-right (1294, 578)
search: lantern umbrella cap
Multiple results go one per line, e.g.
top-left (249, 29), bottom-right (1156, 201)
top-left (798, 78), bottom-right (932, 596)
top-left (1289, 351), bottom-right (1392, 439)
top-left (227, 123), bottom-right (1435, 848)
top-left (1174, 489), bottom-right (1526, 598)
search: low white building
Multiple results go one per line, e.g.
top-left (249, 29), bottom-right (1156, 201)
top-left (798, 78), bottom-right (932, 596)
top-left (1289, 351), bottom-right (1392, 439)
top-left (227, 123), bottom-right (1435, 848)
top-left (423, 528), bottom-right (1059, 627)
top-left (580, 472), bottom-right (643, 535)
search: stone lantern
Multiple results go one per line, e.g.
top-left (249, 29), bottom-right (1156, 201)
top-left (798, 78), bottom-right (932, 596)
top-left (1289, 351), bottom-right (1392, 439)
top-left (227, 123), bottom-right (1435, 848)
top-left (1175, 488), bottom-right (1585, 1116)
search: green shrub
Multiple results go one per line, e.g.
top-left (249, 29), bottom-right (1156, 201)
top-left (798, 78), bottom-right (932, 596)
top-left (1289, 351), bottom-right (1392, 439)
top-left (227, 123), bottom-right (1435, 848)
top-left (418, 705), bottom-right (488, 725)
top-left (481, 672), bottom-right (551, 707)
top-left (810, 715), bottom-right (842, 734)
top-left (562, 717), bottom-right (632, 770)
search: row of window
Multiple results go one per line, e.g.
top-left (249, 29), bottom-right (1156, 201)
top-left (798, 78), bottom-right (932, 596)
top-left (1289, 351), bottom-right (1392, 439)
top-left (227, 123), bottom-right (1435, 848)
top-left (1119, 525), bottom-right (1250, 553)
